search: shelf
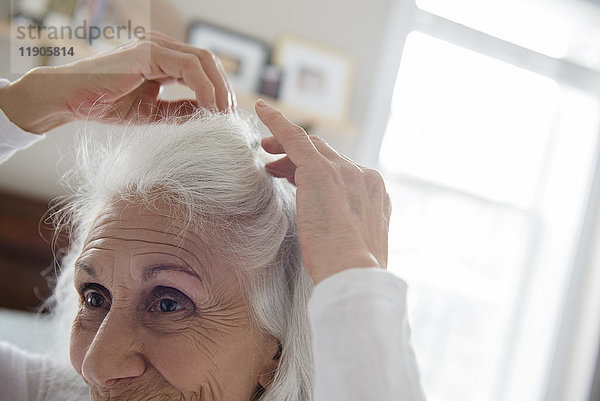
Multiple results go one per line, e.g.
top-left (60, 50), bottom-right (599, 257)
top-left (161, 83), bottom-right (359, 137)
top-left (1, 20), bottom-right (359, 137)
top-left (236, 91), bottom-right (359, 137)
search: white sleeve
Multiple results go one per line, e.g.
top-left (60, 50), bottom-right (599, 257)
top-left (309, 268), bottom-right (426, 401)
top-left (0, 79), bottom-right (45, 164)
top-left (0, 341), bottom-right (87, 401)
top-left (0, 340), bottom-right (56, 401)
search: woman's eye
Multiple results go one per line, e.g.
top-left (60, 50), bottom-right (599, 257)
top-left (149, 286), bottom-right (193, 314)
top-left (159, 299), bottom-right (179, 313)
top-left (82, 288), bottom-right (109, 309)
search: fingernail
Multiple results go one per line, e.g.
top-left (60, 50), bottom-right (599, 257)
top-left (257, 99), bottom-right (268, 108)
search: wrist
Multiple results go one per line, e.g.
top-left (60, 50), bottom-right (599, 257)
top-left (0, 67), bottom-right (73, 134)
top-left (307, 252), bottom-right (383, 285)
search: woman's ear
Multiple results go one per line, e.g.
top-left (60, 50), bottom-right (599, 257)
top-left (257, 338), bottom-right (282, 389)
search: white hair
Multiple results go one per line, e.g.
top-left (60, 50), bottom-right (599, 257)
top-left (48, 111), bottom-right (314, 400)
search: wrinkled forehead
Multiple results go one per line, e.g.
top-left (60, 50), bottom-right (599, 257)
top-left (84, 200), bottom-right (194, 247)
top-left (79, 199), bottom-right (227, 284)
top-left (85, 200), bottom-right (186, 240)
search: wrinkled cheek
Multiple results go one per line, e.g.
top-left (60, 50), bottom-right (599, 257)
top-left (70, 318), bottom-right (94, 375)
top-left (144, 333), bottom-right (222, 396)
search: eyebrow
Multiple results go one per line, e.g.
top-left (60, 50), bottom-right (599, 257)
top-left (141, 264), bottom-right (201, 282)
top-left (74, 262), bottom-right (202, 282)
top-left (74, 261), bottom-right (96, 278)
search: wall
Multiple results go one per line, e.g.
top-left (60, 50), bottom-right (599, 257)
top-left (168, 0), bottom-right (393, 128)
top-left (0, 0), bottom-right (395, 200)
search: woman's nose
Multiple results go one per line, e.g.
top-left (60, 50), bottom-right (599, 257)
top-left (81, 309), bottom-right (146, 387)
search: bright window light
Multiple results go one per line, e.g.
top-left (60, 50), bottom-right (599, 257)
top-left (415, 0), bottom-right (573, 58)
top-left (381, 31), bottom-right (600, 401)
top-left (380, 31), bottom-right (558, 209)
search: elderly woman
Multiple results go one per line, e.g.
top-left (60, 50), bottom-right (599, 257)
top-left (0, 35), bottom-right (425, 400)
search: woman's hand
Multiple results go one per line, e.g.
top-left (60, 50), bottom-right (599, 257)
top-left (255, 100), bottom-right (392, 285)
top-left (0, 32), bottom-right (234, 134)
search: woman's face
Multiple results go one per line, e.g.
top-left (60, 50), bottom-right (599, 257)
top-left (70, 201), bottom-right (279, 401)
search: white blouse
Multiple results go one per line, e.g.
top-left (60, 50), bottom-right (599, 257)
top-left (0, 85), bottom-right (426, 400)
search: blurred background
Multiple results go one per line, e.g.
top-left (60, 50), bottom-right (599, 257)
top-left (0, 1), bottom-right (600, 401)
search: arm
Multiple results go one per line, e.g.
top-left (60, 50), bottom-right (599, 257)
top-left (256, 100), bottom-right (389, 284)
top-left (0, 78), bottom-right (44, 163)
top-left (0, 32), bottom-right (234, 162)
top-left (310, 269), bottom-right (426, 401)
top-left (0, 341), bottom-right (87, 401)
top-left (0, 341), bottom-right (35, 400)
top-left (255, 101), bottom-right (426, 399)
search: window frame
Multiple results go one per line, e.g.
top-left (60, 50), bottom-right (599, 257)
top-left (357, 2), bottom-right (600, 401)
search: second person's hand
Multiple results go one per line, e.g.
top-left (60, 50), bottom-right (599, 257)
top-left (0, 31), bottom-right (235, 134)
top-left (255, 99), bottom-right (392, 285)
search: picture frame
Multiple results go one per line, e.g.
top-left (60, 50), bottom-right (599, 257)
top-left (274, 36), bottom-right (353, 121)
top-left (187, 21), bottom-right (270, 94)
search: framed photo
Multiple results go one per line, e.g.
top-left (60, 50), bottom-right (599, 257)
top-left (275, 37), bottom-right (353, 121)
top-left (188, 21), bottom-right (270, 93)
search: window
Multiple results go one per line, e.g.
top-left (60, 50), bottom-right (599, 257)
top-left (374, 2), bottom-right (600, 401)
